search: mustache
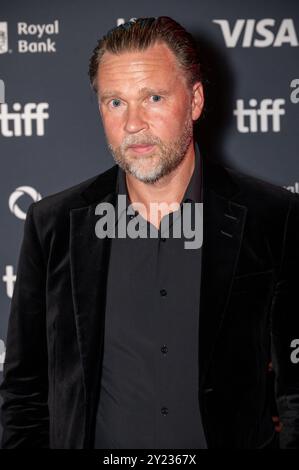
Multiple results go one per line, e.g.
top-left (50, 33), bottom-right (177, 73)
top-left (123, 138), bottom-right (161, 149)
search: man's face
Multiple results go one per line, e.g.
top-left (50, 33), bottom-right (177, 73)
top-left (96, 42), bottom-right (204, 183)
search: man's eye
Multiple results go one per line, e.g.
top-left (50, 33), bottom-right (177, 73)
top-left (110, 99), bottom-right (121, 108)
top-left (150, 95), bottom-right (162, 102)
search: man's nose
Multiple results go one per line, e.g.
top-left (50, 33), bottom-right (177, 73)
top-left (124, 105), bottom-right (148, 134)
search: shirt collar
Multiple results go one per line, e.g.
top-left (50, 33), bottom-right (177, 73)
top-left (181, 140), bottom-right (202, 203)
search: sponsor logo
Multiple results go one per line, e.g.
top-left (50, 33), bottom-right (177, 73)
top-left (0, 102), bottom-right (49, 137)
top-left (9, 186), bottom-right (42, 220)
top-left (0, 21), bottom-right (8, 54)
top-left (213, 18), bottom-right (299, 47)
top-left (2, 265), bottom-right (16, 299)
top-left (233, 98), bottom-right (285, 133)
top-left (0, 20), bottom-right (59, 54)
top-left (18, 20), bottom-right (59, 53)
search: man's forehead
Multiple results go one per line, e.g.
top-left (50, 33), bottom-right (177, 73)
top-left (97, 44), bottom-right (184, 95)
top-left (99, 42), bottom-right (179, 70)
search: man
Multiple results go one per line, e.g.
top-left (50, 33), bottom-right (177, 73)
top-left (1, 16), bottom-right (299, 449)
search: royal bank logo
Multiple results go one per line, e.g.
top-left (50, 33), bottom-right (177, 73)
top-left (9, 186), bottom-right (42, 220)
top-left (0, 21), bottom-right (8, 53)
top-left (0, 20), bottom-right (59, 54)
top-left (18, 20), bottom-right (59, 53)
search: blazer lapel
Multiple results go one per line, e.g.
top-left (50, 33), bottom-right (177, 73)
top-left (69, 165), bottom-right (118, 446)
top-left (198, 158), bottom-right (248, 390)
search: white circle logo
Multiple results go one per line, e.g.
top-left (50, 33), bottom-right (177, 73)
top-left (9, 186), bottom-right (42, 219)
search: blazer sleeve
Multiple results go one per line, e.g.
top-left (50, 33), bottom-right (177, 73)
top-left (0, 201), bottom-right (49, 448)
top-left (271, 192), bottom-right (299, 449)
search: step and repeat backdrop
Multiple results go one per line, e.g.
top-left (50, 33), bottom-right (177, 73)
top-left (0, 0), bottom-right (298, 444)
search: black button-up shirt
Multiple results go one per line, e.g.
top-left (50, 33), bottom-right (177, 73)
top-left (94, 142), bottom-right (207, 449)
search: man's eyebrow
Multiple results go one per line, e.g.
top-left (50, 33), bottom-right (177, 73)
top-left (99, 87), bottom-right (170, 102)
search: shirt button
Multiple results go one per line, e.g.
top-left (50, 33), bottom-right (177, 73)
top-left (160, 289), bottom-right (167, 297)
top-left (161, 407), bottom-right (169, 416)
top-left (161, 345), bottom-right (168, 354)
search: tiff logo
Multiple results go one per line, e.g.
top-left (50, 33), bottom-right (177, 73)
top-left (233, 99), bottom-right (285, 133)
top-left (213, 19), bottom-right (299, 48)
top-left (0, 102), bottom-right (49, 136)
top-left (2, 265), bottom-right (16, 298)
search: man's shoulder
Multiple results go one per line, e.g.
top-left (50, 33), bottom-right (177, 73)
top-left (223, 163), bottom-right (298, 211)
top-left (30, 164), bottom-right (118, 219)
top-left (215, 163), bottom-right (299, 241)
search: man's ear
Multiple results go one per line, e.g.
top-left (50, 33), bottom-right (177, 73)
top-left (191, 81), bottom-right (204, 121)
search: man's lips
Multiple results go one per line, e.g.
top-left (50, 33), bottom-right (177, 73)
top-left (128, 144), bottom-right (155, 154)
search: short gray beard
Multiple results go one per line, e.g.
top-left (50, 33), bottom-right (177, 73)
top-left (107, 112), bottom-right (194, 184)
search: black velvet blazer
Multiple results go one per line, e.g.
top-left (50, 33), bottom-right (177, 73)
top-left (1, 153), bottom-right (299, 449)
